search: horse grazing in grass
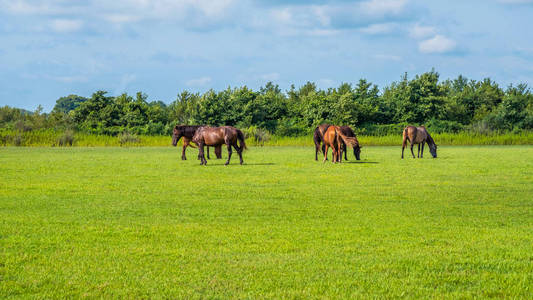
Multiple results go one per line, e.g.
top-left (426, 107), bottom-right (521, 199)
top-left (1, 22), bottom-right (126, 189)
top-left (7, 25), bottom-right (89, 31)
top-left (172, 125), bottom-right (222, 160)
top-left (314, 124), bottom-right (361, 161)
top-left (401, 126), bottom-right (437, 159)
top-left (192, 126), bottom-right (247, 165)
top-left (322, 126), bottom-right (360, 163)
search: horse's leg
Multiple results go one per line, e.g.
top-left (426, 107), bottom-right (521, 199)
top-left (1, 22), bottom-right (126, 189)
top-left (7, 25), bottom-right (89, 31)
top-left (315, 141), bottom-right (320, 161)
top-left (417, 144), bottom-right (420, 158)
top-left (235, 143), bottom-right (244, 165)
top-left (215, 145), bottom-right (222, 159)
top-left (207, 146), bottom-right (211, 160)
top-left (401, 137), bottom-right (407, 159)
top-left (225, 143), bottom-right (232, 166)
top-left (181, 139), bottom-right (189, 160)
top-left (323, 145), bottom-right (329, 163)
top-left (322, 144), bottom-right (327, 161)
top-left (343, 143), bottom-right (348, 161)
top-left (410, 142), bottom-right (415, 158)
top-left (198, 143), bottom-right (206, 165)
top-left (421, 142), bottom-right (425, 158)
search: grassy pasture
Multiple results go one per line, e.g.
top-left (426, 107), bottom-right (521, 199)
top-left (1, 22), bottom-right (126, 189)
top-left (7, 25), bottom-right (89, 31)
top-left (1, 146), bottom-right (532, 298)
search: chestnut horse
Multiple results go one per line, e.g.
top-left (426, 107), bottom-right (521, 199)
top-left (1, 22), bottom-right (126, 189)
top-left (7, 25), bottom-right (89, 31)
top-left (172, 125), bottom-right (221, 160)
top-left (314, 124), bottom-right (361, 161)
top-left (192, 126), bottom-right (247, 165)
top-left (322, 126), bottom-right (360, 163)
top-left (401, 126), bottom-right (437, 159)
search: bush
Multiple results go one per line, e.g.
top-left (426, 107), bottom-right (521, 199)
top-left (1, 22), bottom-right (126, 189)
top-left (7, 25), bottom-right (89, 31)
top-left (57, 130), bottom-right (75, 146)
top-left (469, 120), bottom-right (495, 135)
top-left (426, 119), bottom-right (464, 133)
top-left (13, 134), bottom-right (24, 146)
top-left (118, 132), bottom-right (141, 146)
top-left (275, 119), bottom-right (308, 137)
top-left (358, 123), bottom-right (408, 136)
top-left (243, 126), bottom-right (271, 146)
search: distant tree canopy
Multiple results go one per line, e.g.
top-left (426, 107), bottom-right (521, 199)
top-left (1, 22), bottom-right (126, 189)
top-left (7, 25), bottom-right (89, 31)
top-left (1, 70), bottom-right (532, 135)
top-left (52, 95), bottom-right (87, 114)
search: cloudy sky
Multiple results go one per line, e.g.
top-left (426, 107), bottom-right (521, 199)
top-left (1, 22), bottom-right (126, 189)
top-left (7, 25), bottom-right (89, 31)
top-left (1, 0), bottom-right (533, 111)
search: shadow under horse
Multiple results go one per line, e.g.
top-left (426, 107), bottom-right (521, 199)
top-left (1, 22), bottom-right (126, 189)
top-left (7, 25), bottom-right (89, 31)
top-left (314, 124), bottom-right (361, 161)
top-left (401, 126), bottom-right (438, 159)
top-left (192, 126), bottom-right (247, 165)
top-left (172, 125), bottom-right (222, 160)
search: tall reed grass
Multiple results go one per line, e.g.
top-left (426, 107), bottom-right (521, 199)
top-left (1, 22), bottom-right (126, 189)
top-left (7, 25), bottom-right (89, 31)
top-left (0, 129), bottom-right (532, 147)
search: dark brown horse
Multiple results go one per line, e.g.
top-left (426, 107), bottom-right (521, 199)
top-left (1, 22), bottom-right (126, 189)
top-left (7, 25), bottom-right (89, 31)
top-left (401, 126), bottom-right (437, 159)
top-left (192, 126), bottom-right (247, 165)
top-left (314, 124), bottom-right (361, 161)
top-left (172, 125), bottom-right (222, 160)
top-left (322, 126), bottom-right (359, 163)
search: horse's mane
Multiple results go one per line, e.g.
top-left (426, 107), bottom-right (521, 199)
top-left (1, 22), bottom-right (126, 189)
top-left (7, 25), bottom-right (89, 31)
top-left (425, 130), bottom-right (435, 146)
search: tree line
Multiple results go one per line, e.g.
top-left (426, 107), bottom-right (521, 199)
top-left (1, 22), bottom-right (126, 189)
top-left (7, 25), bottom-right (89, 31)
top-left (1, 70), bottom-right (532, 136)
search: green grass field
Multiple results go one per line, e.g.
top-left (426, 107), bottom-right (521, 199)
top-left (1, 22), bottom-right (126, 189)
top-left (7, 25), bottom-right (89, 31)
top-left (1, 146), bottom-right (532, 298)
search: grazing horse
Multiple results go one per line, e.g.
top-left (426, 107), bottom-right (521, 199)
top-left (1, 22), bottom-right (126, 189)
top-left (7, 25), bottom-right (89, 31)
top-left (339, 126), bottom-right (361, 161)
top-left (172, 125), bottom-right (222, 160)
top-left (314, 124), bottom-right (361, 161)
top-left (322, 126), bottom-right (360, 163)
top-left (192, 126), bottom-right (247, 165)
top-left (401, 126), bottom-right (437, 159)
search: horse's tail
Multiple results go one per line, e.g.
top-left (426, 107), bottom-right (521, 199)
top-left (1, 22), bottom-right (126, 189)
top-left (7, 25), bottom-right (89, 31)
top-left (402, 127), bottom-right (409, 146)
top-left (337, 130), bottom-right (359, 148)
top-left (236, 129), bottom-right (248, 150)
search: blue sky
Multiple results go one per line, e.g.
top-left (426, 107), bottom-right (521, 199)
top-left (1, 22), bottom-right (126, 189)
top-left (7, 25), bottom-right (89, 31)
top-left (1, 0), bottom-right (533, 111)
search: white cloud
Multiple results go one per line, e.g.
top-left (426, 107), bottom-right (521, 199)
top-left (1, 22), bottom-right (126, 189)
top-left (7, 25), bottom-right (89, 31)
top-left (418, 35), bottom-right (457, 54)
top-left (186, 76), bottom-right (211, 87)
top-left (360, 23), bottom-right (396, 35)
top-left (0, 0), bottom-right (77, 15)
top-left (359, 0), bottom-right (409, 15)
top-left (409, 24), bottom-right (436, 39)
top-left (1, 0), bottom-right (238, 25)
top-left (49, 19), bottom-right (83, 33)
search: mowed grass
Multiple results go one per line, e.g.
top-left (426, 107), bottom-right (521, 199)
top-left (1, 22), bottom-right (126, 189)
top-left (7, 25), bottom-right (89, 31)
top-left (1, 146), bottom-right (532, 298)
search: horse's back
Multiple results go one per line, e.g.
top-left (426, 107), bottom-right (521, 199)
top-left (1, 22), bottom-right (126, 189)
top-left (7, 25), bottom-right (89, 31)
top-left (324, 126), bottom-right (339, 146)
top-left (339, 126), bottom-right (355, 137)
top-left (404, 126), bottom-right (428, 144)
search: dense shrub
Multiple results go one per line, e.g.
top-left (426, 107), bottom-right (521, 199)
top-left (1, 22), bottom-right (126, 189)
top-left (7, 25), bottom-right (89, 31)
top-left (57, 130), bottom-right (75, 146)
top-left (118, 132), bottom-right (141, 146)
top-left (243, 126), bottom-right (271, 146)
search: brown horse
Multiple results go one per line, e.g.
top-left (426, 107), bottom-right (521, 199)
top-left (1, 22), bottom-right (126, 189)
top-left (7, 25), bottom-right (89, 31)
top-left (322, 126), bottom-right (359, 163)
top-left (192, 126), bottom-right (247, 165)
top-left (401, 126), bottom-right (437, 159)
top-left (172, 125), bottom-right (222, 160)
top-left (314, 124), bottom-right (361, 161)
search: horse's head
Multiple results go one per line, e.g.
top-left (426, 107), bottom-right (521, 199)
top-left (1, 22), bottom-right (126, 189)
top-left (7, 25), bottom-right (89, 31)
top-left (429, 143), bottom-right (437, 158)
top-left (172, 126), bottom-right (184, 146)
top-left (353, 145), bottom-right (361, 160)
